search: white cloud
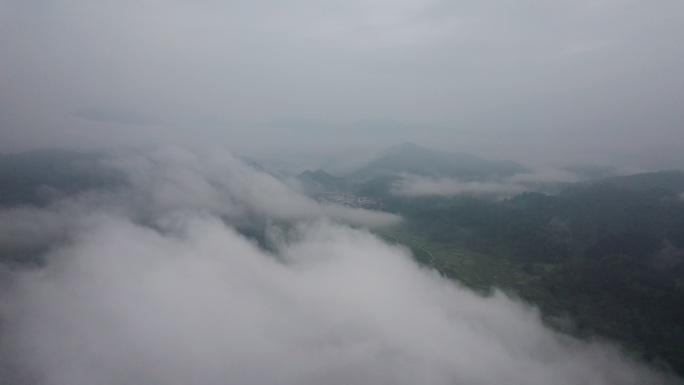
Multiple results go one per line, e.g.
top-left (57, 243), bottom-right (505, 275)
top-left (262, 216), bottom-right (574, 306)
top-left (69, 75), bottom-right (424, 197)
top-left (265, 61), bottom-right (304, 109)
top-left (104, 145), bottom-right (401, 227)
top-left (391, 167), bottom-right (584, 197)
top-left (392, 175), bottom-right (524, 197)
top-left (0, 147), bottom-right (678, 384)
top-left (0, 212), bottom-right (675, 384)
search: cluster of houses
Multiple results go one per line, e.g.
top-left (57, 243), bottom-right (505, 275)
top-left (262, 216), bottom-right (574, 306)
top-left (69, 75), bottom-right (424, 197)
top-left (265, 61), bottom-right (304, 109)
top-left (316, 193), bottom-right (382, 209)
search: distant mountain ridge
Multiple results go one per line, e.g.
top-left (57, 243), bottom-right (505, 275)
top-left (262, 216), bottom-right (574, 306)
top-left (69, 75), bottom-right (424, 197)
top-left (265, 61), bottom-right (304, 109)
top-left (585, 170), bottom-right (684, 193)
top-left (351, 142), bottom-right (528, 180)
top-left (297, 169), bottom-right (349, 193)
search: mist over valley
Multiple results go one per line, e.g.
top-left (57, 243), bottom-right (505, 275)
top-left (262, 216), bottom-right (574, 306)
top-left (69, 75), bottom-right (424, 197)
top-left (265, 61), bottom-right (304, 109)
top-left (1, 144), bottom-right (683, 384)
top-left (2, 0), bottom-right (684, 383)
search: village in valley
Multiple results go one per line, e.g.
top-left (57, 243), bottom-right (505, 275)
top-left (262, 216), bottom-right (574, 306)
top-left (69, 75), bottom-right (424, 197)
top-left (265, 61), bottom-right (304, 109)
top-left (314, 192), bottom-right (382, 209)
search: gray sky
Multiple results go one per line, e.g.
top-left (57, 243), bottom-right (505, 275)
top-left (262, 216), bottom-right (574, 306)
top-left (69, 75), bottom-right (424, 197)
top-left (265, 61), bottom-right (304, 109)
top-left (1, 0), bottom-right (683, 168)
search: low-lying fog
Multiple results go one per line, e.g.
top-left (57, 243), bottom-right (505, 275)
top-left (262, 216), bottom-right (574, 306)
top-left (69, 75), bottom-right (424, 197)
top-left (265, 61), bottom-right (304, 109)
top-left (0, 146), bottom-right (678, 385)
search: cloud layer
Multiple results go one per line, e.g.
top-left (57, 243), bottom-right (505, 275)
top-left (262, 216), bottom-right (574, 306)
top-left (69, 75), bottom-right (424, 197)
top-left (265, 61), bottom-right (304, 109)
top-left (106, 145), bottom-right (402, 227)
top-left (0, 147), bottom-right (679, 384)
top-left (391, 167), bottom-right (583, 197)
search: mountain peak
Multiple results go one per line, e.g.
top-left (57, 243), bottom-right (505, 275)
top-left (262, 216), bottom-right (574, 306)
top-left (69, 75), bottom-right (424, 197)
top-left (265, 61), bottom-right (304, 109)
top-left (352, 144), bottom-right (527, 180)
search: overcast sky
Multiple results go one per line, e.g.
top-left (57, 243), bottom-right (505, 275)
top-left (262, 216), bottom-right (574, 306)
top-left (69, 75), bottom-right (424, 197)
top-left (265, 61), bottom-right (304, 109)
top-left (1, 0), bottom-right (683, 168)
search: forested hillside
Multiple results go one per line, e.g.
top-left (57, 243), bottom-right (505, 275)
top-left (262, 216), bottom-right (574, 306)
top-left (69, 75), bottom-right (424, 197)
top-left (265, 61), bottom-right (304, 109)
top-left (379, 171), bottom-right (684, 375)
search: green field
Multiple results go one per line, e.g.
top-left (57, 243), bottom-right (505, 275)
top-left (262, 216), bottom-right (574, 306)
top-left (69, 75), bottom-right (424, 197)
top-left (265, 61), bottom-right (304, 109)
top-left (381, 231), bottom-right (555, 294)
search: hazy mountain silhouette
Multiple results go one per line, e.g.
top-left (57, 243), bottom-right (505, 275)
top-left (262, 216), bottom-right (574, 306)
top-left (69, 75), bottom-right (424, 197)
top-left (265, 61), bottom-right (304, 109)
top-left (586, 170), bottom-right (684, 193)
top-left (297, 169), bottom-right (349, 193)
top-left (351, 143), bottom-right (527, 180)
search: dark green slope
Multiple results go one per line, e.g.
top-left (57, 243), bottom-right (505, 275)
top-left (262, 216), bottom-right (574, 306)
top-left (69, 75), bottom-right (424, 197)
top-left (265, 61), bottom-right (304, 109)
top-left (0, 149), bottom-right (124, 207)
top-left (388, 170), bottom-right (684, 375)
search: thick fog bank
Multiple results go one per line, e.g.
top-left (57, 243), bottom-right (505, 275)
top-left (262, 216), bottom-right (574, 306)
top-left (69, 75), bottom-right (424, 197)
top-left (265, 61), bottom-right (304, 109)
top-left (0, 146), bottom-right (678, 385)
